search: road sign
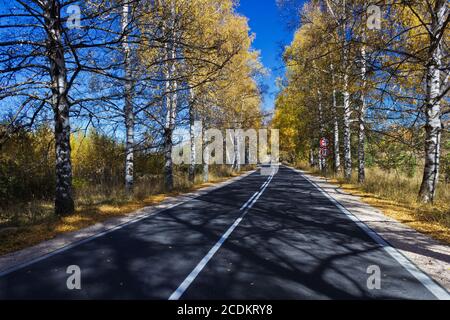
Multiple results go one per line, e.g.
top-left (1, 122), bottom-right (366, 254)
top-left (320, 137), bottom-right (329, 148)
top-left (320, 148), bottom-right (330, 158)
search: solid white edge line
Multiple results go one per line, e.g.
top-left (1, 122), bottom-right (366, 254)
top-left (0, 170), bottom-right (258, 278)
top-left (168, 173), bottom-right (274, 300)
top-left (286, 165), bottom-right (449, 300)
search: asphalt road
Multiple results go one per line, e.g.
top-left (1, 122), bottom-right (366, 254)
top-left (0, 166), bottom-right (446, 299)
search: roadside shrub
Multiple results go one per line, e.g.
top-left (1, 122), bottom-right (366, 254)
top-left (0, 125), bottom-right (55, 205)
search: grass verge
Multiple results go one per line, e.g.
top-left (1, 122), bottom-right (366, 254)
top-left (0, 167), bottom-right (249, 256)
top-left (294, 162), bottom-right (450, 245)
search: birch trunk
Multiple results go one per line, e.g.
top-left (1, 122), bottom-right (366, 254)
top-left (342, 3), bottom-right (352, 181)
top-left (163, 0), bottom-right (177, 191)
top-left (317, 90), bottom-right (326, 172)
top-left (122, 2), bottom-right (134, 193)
top-left (343, 75), bottom-right (352, 180)
top-left (419, 0), bottom-right (447, 203)
top-left (342, 61), bottom-right (352, 179)
top-left (358, 44), bottom-right (367, 184)
top-left (331, 64), bottom-right (341, 173)
top-left (202, 159), bottom-right (209, 182)
top-left (202, 123), bottom-right (209, 182)
top-left (188, 88), bottom-right (196, 183)
top-left (234, 134), bottom-right (241, 172)
top-left (163, 74), bottom-right (177, 190)
top-left (44, 0), bottom-right (74, 216)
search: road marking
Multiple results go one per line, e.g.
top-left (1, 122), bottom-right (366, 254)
top-left (240, 192), bottom-right (258, 210)
top-left (287, 166), bottom-right (450, 300)
top-left (0, 170), bottom-right (257, 277)
top-left (260, 177), bottom-right (270, 189)
top-left (169, 173), bottom-right (275, 300)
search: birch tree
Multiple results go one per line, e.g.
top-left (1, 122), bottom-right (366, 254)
top-left (122, 1), bottom-right (135, 193)
top-left (0, 0), bottom-right (77, 215)
top-left (44, 0), bottom-right (75, 215)
top-left (274, 0), bottom-right (449, 207)
top-left (358, 40), bottom-right (367, 183)
top-left (331, 63), bottom-right (341, 172)
top-left (416, 0), bottom-right (449, 202)
top-left (0, 0), bottom-right (137, 214)
top-left (373, 0), bottom-right (449, 202)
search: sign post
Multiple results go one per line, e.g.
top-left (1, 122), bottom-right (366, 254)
top-left (319, 137), bottom-right (330, 173)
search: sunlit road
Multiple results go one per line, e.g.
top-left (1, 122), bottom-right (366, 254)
top-left (0, 166), bottom-right (446, 299)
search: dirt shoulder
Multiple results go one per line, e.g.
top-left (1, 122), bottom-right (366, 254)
top-left (0, 170), bottom-right (255, 273)
top-left (297, 168), bottom-right (450, 291)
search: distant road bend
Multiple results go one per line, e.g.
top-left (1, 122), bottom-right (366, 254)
top-left (0, 165), bottom-right (448, 299)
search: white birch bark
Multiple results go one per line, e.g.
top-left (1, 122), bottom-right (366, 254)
top-left (163, 68), bottom-right (177, 190)
top-left (122, 2), bottom-right (134, 193)
top-left (202, 122), bottom-right (209, 182)
top-left (342, 2), bottom-right (352, 180)
top-left (43, 0), bottom-right (74, 215)
top-left (163, 0), bottom-right (177, 190)
top-left (343, 75), bottom-right (352, 179)
top-left (317, 89), bottom-right (326, 171)
top-left (234, 134), bottom-right (241, 172)
top-left (358, 43), bottom-right (367, 184)
top-left (419, 0), bottom-right (448, 203)
top-left (331, 64), bottom-right (341, 173)
top-left (188, 88), bottom-right (196, 183)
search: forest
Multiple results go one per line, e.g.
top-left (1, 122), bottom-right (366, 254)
top-left (0, 0), bottom-right (263, 237)
top-left (272, 0), bottom-right (449, 241)
top-left (0, 0), bottom-right (449, 251)
top-left (0, 0), bottom-right (449, 304)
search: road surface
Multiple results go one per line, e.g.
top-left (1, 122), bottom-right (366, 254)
top-left (0, 166), bottom-right (447, 299)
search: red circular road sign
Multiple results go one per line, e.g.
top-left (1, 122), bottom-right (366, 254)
top-left (320, 137), bottom-right (329, 148)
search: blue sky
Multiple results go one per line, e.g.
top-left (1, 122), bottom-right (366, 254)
top-left (236, 0), bottom-right (297, 112)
